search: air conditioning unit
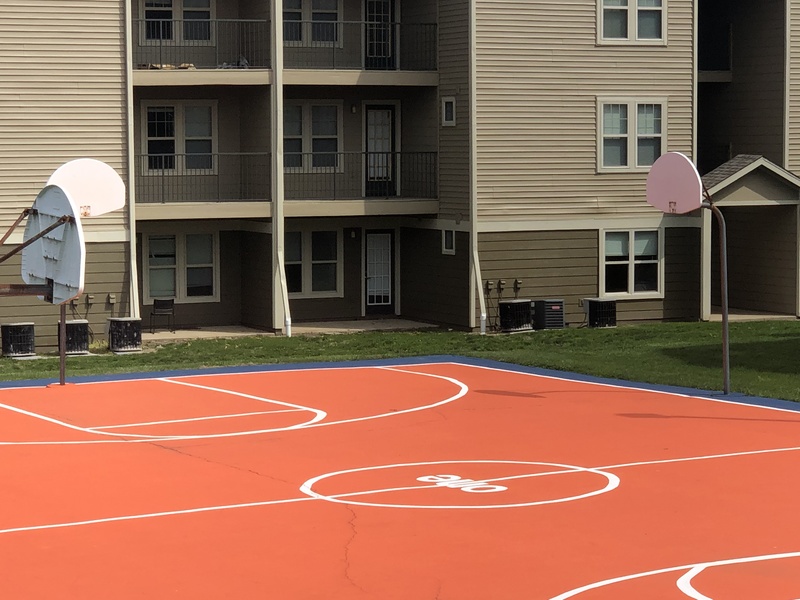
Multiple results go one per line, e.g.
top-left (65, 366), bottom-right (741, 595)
top-left (107, 317), bottom-right (142, 353)
top-left (498, 299), bottom-right (533, 333)
top-left (584, 298), bottom-right (617, 328)
top-left (58, 320), bottom-right (90, 355)
top-left (1, 322), bottom-right (35, 357)
top-left (532, 299), bottom-right (565, 330)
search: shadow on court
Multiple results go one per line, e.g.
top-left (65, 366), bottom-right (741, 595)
top-left (661, 335), bottom-right (800, 375)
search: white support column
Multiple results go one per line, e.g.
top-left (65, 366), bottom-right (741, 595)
top-left (270, 1), bottom-right (290, 334)
top-left (124, 0), bottom-right (140, 318)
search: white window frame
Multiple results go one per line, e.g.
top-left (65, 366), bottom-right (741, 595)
top-left (597, 97), bottom-right (666, 173)
top-left (283, 0), bottom-right (342, 48)
top-left (599, 228), bottom-right (665, 299)
top-left (442, 229), bottom-right (456, 255)
top-left (283, 101), bottom-right (344, 173)
top-left (141, 100), bottom-right (218, 175)
top-left (140, 0), bottom-right (216, 46)
top-left (597, 0), bottom-right (666, 45)
top-left (441, 97), bottom-right (456, 127)
top-left (285, 229), bottom-right (345, 299)
top-left (143, 231), bottom-right (221, 304)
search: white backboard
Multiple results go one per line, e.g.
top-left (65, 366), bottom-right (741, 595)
top-left (646, 152), bottom-right (704, 215)
top-left (21, 185), bottom-right (86, 305)
top-left (47, 158), bottom-right (125, 218)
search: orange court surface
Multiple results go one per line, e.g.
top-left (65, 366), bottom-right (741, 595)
top-left (0, 356), bottom-right (798, 599)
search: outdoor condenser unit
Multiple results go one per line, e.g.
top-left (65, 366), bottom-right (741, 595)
top-left (1, 322), bottom-right (35, 357)
top-left (532, 299), bottom-right (566, 330)
top-left (107, 317), bottom-right (142, 353)
top-left (498, 299), bottom-right (533, 332)
top-left (584, 298), bottom-right (617, 328)
top-left (58, 319), bottom-right (90, 355)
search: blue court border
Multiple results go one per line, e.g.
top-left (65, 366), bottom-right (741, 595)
top-left (1, 355), bottom-right (798, 413)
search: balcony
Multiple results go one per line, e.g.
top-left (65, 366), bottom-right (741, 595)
top-left (133, 19), bottom-right (270, 70)
top-left (283, 22), bottom-right (437, 71)
top-left (285, 152), bottom-right (437, 200)
top-left (135, 153), bottom-right (270, 219)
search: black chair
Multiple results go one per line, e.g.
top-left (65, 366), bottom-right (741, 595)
top-left (150, 298), bottom-right (175, 333)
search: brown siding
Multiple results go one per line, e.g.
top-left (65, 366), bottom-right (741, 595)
top-left (438, 0), bottom-right (471, 220)
top-left (240, 231), bottom-right (273, 330)
top-left (290, 227), bottom-right (362, 321)
top-left (401, 228), bottom-right (470, 326)
top-left (712, 206), bottom-right (798, 313)
top-left (0, 1), bottom-right (127, 231)
top-left (478, 228), bottom-right (700, 328)
top-left (0, 242), bottom-right (129, 352)
top-left (479, 230), bottom-right (598, 327)
top-left (474, 0), bottom-right (694, 220)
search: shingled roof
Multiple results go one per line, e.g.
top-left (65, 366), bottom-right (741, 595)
top-left (701, 154), bottom-right (762, 190)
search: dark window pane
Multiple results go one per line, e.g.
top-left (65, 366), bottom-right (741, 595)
top-left (286, 263), bottom-right (302, 293)
top-left (187, 266), bottom-right (213, 296)
top-left (312, 263), bottom-right (337, 291)
top-left (285, 232), bottom-right (302, 262)
top-left (634, 263), bottom-right (658, 291)
top-left (312, 231), bottom-right (337, 261)
top-left (605, 264), bottom-right (628, 293)
top-left (184, 17), bottom-right (211, 41)
top-left (185, 139), bottom-right (213, 169)
top-left (311, 14), bottom-right (337, 42)
top-left (145, 12), bottom-right (173, 40)
top-left (284, 138), bottom-right (303, 168)
top-left (312, 138), bottom-right (338, 168)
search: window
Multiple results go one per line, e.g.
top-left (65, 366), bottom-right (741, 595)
top-left (599, 0), bottom-right (664, 43)
top-left (143, 0), bottom-right (213, 42)
top-left (284, 230), bottom-right (343, 297)
top-left (602, 230), bottom-right (662, 296)
top-left (145, 232), bottom-right (219, 303)
top-left (442, 230), bottom-right (455, 255)
top-left (283, 0), bottom-right (339, 45)
top-left (143, 101), bottom-right (217, 173)
top-left (598, 99), bottom-right (664, 171)
top-left (442, 97), bottom-right (456, 127)
top-left (283, 102), bottom-right (341, 171)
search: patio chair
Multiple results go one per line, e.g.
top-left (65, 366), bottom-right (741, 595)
top-left (150, 298), bottom-right (175, 334)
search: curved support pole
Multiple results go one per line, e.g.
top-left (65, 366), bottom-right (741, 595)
top-left (702, 199), bottom-right (730, 394)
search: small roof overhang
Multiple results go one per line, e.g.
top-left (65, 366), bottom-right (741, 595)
top-left (702, 155), bottom-right (800, 206)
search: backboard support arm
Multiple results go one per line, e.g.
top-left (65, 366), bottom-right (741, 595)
top-left (0, 214), bottom-right (72, 265)
top-left (0, 208), bottom-right (33, 247)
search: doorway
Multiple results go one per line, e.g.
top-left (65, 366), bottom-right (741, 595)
top-left (365, 105), bottom-right (396, 197)
top-left (365, 230), bottom-right (394, 315)
top-left (365, 0), bottom-right (395, 70)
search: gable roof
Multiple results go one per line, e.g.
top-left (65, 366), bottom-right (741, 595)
top-left (702, 154), bottom-right (800, 197)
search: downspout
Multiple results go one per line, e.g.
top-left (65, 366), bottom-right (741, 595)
top-left (468, 0), bottom-right (486, 334)
top-left (124, 0), bottom-right (140, 318)
top-left (270, 0), bottom-right (291, 335)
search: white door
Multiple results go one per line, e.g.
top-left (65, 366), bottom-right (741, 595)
top-left (366, 232), bottom-right (392, 311)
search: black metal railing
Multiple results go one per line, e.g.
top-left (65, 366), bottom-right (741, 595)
top-left (283, 22), bottom-right (437, 70)
top-left (133, 20), bottom-right (270, 69)
top-left (284, 151), bottom-right (437, 200)
top-left (135, 153), bottom-right (271, 203)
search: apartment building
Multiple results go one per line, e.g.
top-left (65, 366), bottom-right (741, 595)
top-left (1, 0), bottom-right (798, 351)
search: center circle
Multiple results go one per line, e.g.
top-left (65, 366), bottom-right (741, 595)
top-left (299, 460), bottom-right (620, 509)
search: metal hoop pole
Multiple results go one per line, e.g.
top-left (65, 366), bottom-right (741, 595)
top-left (703, 199), bottom-right (730, 394)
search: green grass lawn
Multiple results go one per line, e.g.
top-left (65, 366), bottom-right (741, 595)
top-left (1, 320), bottom-right (799, 402)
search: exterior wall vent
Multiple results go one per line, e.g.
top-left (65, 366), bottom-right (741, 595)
top-left (584, 298), bottom-right (617, 328)
top-left (499, 299), bottom-right (533, 332)
top-left (532, 299), bottom-right (566, 330)
top-left (107, 318), bottom-right (142, 353)
top-left (1, 323), bottom-right (36, 357)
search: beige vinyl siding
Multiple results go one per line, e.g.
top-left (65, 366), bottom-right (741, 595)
top-left (788, 0), bottom-right (800, 172)
top-left (400, 228), bottom-right (470, 326)
top-left (711, 206), bottom-right (797, 314)
top-left (0, 1), bottom-right (127, 231)
top-left (0, 242), bottom-right (129, 352)
top-left (438, 0), bottom-right (471, 220)
top-left (474, 0), bottom-right (694, 221)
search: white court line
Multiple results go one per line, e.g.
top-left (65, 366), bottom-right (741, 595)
top-left (676, 566), bottom-right (713, 600)
top-left (550, 551), bottom-right (800, 599)
top-left (0, 367), bottom-right (467, 445)
top-left (91, 410), bottom-right (303, 430)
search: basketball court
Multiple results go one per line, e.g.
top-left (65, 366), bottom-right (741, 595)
top-left (0, 356), bottom-right (798, 598)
